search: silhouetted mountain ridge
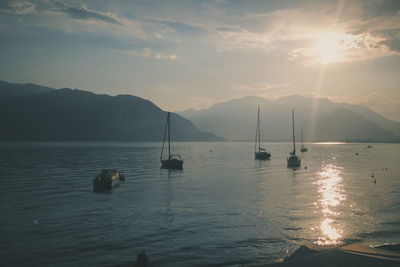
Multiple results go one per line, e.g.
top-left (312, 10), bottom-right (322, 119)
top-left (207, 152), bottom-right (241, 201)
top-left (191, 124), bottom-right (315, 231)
top-left (311, 108), bottom-right (395, 141)
top-left (0, 82), bottom-right (222, 141)
top-left (180, 95), bottom-right (400, 141)
top-left (0, 80), bottom-right (54, 99)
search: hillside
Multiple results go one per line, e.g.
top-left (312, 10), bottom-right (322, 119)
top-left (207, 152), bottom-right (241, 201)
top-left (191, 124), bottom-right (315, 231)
top-left (311, 108), bottom-right (396, 141)
top-left (0, 82), bottom-right (222, 141)
top-left (0, 80), bottom-right (54, 98)
top-left (179, 95), bottom-right (400, 142)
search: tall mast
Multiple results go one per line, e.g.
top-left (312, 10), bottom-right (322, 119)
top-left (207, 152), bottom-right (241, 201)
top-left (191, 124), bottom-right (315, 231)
top-left (161, 112), bottom-right (168, 160)
top-left (254, 107), bottom-right (258, 152)
top-left (292, 109), bottom-right (296, 154)
top-left (301, 129), bottom-right (303, 147)
top-left (258, 106), bottom-right (261, 150)
top-left (168, 112), bottom-right (171, 159)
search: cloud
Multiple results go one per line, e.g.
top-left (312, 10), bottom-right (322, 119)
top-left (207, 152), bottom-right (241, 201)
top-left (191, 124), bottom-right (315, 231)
top-left (4, 1), bottom-right (396, 64)
top-left (343, 1), bottom-right (400, 54)
top-left (197, 2), bottom-right (400, 64)
top-left (55, 4), bottom-right (121, 25)
top-left (212, 28), bottom-right (271, 52)
top-left (123, 48), bottom-right (178, 60)
top-left (0, 1), bottom-right (182, 58)
top-left (214, 26), bottom-right (243, 32)
top-left (35, 2), bottom-right (177, 40)
top-left (209, 8), bottom-right (325, 52)
top-left (375, 29), bottom-right (400, 52)
top-left (159, 20), bottom-right (206, 35)
top-left (0, 0), bottom-right (36, 14)
top-left (237, 82), bottom-right (290, 92)
top-left (360, 0), bottom-right (400, 17)
top-left (287, 32), bottom-right (394, 65)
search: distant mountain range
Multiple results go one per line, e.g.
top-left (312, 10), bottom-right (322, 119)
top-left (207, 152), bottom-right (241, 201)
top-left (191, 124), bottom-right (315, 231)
top-left (1, 80), bottom-right (398, 142)
top-left (0, 81), bottom-right (222, 141)
top-left (179, 95), bottom-right (400, 142)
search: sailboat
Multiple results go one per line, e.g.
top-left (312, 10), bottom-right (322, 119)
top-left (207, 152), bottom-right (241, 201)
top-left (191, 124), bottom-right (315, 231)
top-left (300, 129), bottom-right (308, 152)
top-left (254, 106), bottom-right (271, 160)
top-left (287, 109), bottom-right (301, 168)
top-left (160, 112), bottom-right (183, 169)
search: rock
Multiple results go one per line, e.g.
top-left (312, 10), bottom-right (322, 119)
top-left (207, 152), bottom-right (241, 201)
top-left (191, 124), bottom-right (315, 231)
top-left (135, 252), bottom-right (148, 267)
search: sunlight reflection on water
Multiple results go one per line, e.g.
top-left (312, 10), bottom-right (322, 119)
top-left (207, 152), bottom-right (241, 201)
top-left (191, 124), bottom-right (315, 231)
top-left (313, 164), bottom-right (346, 245)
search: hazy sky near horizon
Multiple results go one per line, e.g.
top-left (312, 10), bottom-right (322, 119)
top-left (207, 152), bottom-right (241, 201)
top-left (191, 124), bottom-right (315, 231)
top-left (0, 0), bottom-right (399, 121)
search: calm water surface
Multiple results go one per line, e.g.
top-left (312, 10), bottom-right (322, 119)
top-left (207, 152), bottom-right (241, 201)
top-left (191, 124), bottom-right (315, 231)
top-left (0, 142), bottom-right (399, 266)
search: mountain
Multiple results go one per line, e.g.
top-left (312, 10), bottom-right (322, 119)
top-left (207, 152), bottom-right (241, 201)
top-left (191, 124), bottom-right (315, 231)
top-left (337, 103), bottom-right (400, 137)
top-left (311, 108), bottom-right (395, 141)
top-left (0, 82), bottom-right (223, 141)
top-left (0, 80), bottom-right (54, 98)
top-left (179, 95), bottom-right (400, 142)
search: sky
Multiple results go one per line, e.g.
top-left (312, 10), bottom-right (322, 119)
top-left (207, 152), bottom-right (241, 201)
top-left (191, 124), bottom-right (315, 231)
top-left (0, 0), bottom-right (399, 121)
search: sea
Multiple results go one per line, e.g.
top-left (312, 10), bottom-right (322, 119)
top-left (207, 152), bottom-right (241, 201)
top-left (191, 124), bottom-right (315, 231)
top-left (0, 142), bottom-right (399, 266)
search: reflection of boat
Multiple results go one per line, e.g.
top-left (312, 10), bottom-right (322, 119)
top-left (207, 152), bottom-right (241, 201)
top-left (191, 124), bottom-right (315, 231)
top-left (287, 109), bottom-right (301, 168)
top-left (254, 106), bottom-right (271, 160)
top-left (300, 129), bottom-right (308, 152)
top-left (161, 112), bottom-right (183, 169)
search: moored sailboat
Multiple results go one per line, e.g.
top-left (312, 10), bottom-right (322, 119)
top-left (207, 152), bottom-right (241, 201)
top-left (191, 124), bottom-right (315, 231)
top-left (254, 106), bottom-right (271, 160)
top-left (287, 109), bottom-right (301, 168)
top-left (161, 112), bottom-right (183, 169)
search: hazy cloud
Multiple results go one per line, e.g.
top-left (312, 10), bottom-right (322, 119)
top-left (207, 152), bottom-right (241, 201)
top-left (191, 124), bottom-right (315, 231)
top-left (214, 26), bottom-right (244, 33)
top-left (54, 3), bottom-right (121, 25)
top-left (360, 0), bottom-right (400, 17)
top-left (375, 29), bottom-right (400, 52)
top-left (237, 82), bottom-right (290, 92)
top-left (287, 32), bottom-right (393, 65)
top-left (123, 48), bottom-right (178, 60)
top-left (0, 0), bottom-right (36, 14)
top-left (159, 20), bottom-right (206, 35)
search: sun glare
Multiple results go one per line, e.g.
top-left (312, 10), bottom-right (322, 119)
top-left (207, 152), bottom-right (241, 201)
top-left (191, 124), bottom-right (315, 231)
top-left (313, 164), bottom-right (346, 245)
top-left (314, 33), bottom-right (347, 64)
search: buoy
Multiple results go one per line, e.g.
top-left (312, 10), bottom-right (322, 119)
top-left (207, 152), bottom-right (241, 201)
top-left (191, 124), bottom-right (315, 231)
top-left (305, 166), bottom-right (308, 169)
top-left (355, 152), bottom-right (359, 155)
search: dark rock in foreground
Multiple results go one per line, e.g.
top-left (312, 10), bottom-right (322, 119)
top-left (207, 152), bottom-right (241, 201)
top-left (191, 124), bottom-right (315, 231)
top-left (93, 169), bottom-right (125, 192)
top-left (135, 252), bottom-right (149, 267)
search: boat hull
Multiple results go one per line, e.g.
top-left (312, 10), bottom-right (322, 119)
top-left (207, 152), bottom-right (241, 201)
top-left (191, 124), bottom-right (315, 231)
top-left (93, 169), bottom-right (125, 192)
top-left (287, 155), bottom-right (301, 168)
top-left (161, 159), bottom-right (183, 169)
top-left (255, 151), bottom-right (271, 160)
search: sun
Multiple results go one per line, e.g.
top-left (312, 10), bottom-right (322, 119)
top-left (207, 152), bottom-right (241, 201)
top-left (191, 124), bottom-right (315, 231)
top-left (314, 33), bottom-right (346, 64)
